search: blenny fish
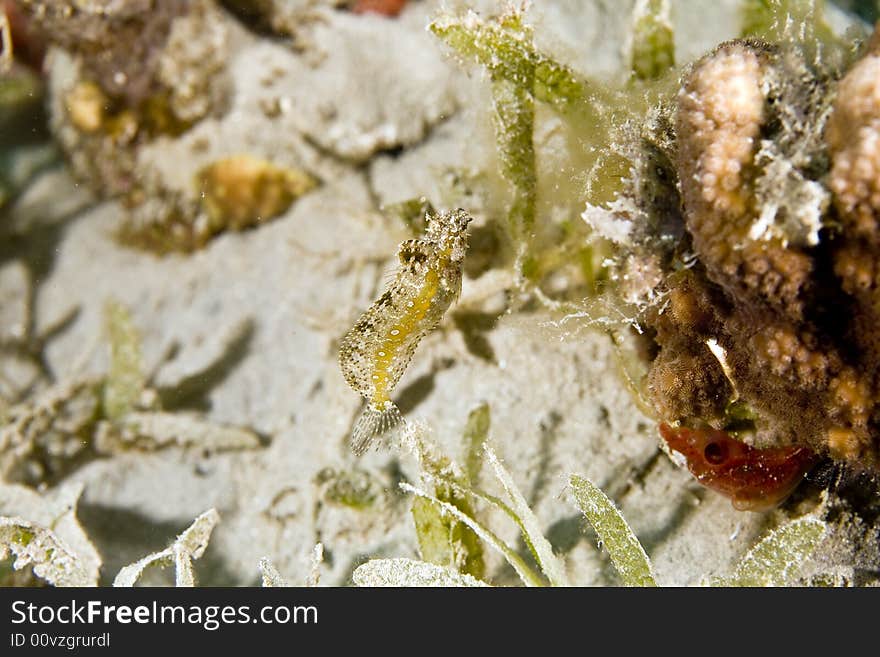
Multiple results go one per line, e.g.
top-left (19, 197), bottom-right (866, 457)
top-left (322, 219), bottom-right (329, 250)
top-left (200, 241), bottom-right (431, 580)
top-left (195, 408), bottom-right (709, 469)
top-left (659, 423), bottom-right (818, 511)
top-left (339, 208), bottom-right (472, 454)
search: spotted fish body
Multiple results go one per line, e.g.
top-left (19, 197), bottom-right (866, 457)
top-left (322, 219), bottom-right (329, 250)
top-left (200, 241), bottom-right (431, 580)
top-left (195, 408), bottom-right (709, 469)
top-left (339, 209), bottom-right (472, 454)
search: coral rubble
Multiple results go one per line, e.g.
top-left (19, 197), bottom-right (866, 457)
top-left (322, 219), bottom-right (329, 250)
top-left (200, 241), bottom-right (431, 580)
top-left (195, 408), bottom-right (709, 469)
top-left (26, 0), bottom-right (326, 251)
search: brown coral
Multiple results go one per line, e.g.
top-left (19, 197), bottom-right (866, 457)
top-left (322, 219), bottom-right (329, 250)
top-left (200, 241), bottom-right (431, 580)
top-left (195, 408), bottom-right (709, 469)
top-left (647, 348), bottom-right (731, 426)
top-left (827, 40), bottom-right (880, 380)
top-left (635, 33), bottom-right (880, 473)
top-left (827, 51), bottom-right (880, 241)
top-left (677, 43), bottom-right (764, 220)
top-left (748, 324), bottom-right (829, 387)
top-left (676, 41), bottom-right (814, 319)
top-left (646, 267), bottom-right (871, 460)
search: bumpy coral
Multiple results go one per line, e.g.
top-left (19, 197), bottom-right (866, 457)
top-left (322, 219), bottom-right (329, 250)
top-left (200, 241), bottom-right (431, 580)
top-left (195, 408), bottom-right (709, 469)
top-left (823, 36), bottom-right (880, 462)
top-left (748, 324), bottom-right (829, 387)
top-left (677, 43), bottom-right (764, 219)
top-left (629, 30), bottom-right (880, 479)
top-left (676, 41), bottom-right (814, 319)
top-left (646, 267), bottom-right (873, 462)
top-left (647, 347), bottom-right (731, 425)
top-left (827, 52), bottom-right (880, 241)
top-left (827, 42), bottom-right (880, 359)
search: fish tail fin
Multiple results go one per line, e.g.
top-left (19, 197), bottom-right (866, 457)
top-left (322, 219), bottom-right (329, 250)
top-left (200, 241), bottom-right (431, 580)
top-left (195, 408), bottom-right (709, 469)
top-left (351, 400), bottom-right (403, 455)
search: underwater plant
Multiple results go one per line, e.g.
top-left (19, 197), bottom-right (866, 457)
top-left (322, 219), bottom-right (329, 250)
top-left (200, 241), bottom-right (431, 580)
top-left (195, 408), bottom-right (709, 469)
top-left (0, 300), bottom-right (261, 487)
top-left (0, 482), bottom-right (100, 587)
top-left (0, 342), bottom-right (843, 589)
top-left (351, 408), bottom-right (829, 586)
top-left (113, 509), bottom-right (220, 587)
top-left (260, 543), bottom-right (324, 587)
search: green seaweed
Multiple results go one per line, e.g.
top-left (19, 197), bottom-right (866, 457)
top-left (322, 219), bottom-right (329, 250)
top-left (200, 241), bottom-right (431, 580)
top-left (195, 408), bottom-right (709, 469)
top-left (410, 427), bottom-right (486, 580)
top-left (316, 468), bottom-right (381, 511)
top-left (401, 415), bottom-right (567, 586)
top-left (0, 516), bottom-right (96, 587)
top-left (710, 516), bottom-right (827, 586)
top-left (491, 77), bottom-right (537, 242)
top-left (402, 481), bottom-right (545, 586)
top-left (411, 497), bottom-right (457, 566)
top-left (462, 402), bottom-right (490, 485)
top-left (740, 0), bottom-right (778, 37)
top-left (430, 10), bottom-right (595, 267)
top-left (429, 8), bottom-right (637, 288)
top-left (409, 406), bottom-right (493, 579)
top-left (631, 0), bottom-right (675, 80)
top-left (411, 494), bottom-right (486, 581)
top-left (384, 197), bottom-right (436, 236)
top-left (102, 299), bottom-right (146, 421)
top-left (429, 12), bottom-right (588, 110)
top-left (354, 419), bottom-right (833, 586)
top-left (569, 474), bottom-right (657, 587)
top-left (15, 528), bottom-right (34, 547)
top-left (740, 0), bottom-right (840, 50)
top-left (486, 447), bottom-right (568, 586)
top-left (398, 444), bottom-right (650, 587)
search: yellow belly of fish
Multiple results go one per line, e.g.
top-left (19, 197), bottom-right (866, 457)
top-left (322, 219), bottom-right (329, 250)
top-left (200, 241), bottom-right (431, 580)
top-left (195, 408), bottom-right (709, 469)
top-left (370, 269), bottom-right (439, 405)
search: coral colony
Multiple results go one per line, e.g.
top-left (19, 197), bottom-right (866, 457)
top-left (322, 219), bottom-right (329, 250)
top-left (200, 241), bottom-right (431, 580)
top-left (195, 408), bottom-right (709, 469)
top-left (640, 33), bottom-right (880, 505)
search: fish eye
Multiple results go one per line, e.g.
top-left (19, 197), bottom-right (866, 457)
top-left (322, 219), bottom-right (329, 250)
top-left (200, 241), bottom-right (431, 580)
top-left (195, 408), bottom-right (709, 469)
top-left (703, 441), bottom-right (728, 465)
